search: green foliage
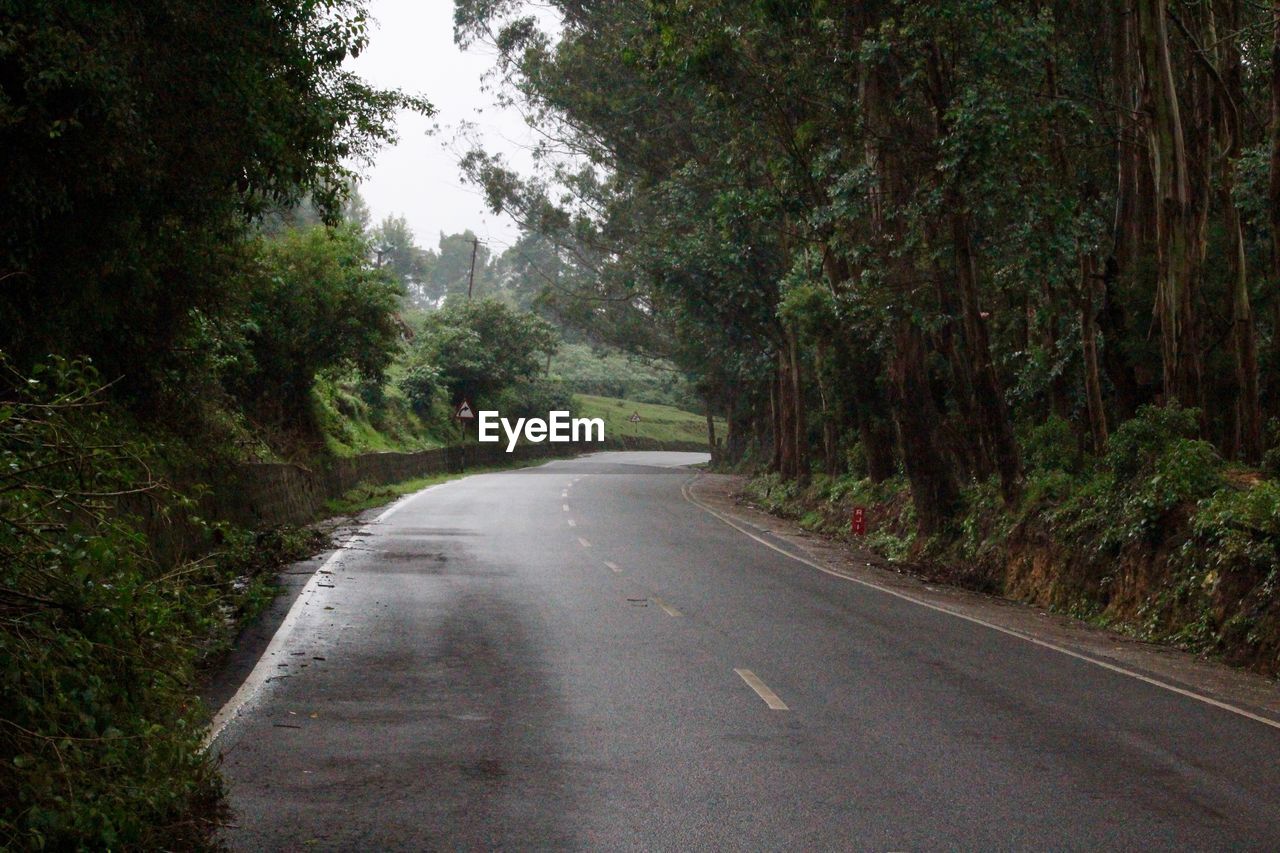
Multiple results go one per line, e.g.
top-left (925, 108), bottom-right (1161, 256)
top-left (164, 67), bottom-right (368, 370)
top-left (1104, 405), bottom-right (1203, 484)
top-left (1022, 416), bottom-right (1079, 475)
top-left (403, 299), bottom-right (560, 409)
top-left (572, 394), bottom-right (715, 445)
top-left (0, 356), bottom-right (217, 848)
top-left (0, 0), bottom-right (427, 394)
top-left (549, 343), bottom-right (692, 408)
top-left (226, 224), bottom-right (403, 425)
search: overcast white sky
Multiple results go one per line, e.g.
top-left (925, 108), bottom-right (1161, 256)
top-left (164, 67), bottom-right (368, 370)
top-left (346, 0), bottom-right (538, 253)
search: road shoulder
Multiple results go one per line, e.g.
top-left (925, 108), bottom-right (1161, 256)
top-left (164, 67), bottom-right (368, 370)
top-left (688, 470), bottom-right (1280, 727)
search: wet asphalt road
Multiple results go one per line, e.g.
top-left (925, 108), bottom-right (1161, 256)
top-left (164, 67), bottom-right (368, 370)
top-left (213, 451), bottom-right (1280, 850)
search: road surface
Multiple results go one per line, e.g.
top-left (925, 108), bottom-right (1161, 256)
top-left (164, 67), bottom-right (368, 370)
top-left (212, 451), bottom-right (1280, 849)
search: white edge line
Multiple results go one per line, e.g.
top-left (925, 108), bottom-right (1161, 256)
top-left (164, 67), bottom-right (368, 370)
top-left (683, 477), bottom-right (1280, 732)
top-left (204, 544), bottom-right (346, 748)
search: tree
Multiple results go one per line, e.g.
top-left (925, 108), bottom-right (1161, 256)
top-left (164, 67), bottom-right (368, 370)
top-left (0, 0), bottom-right (428, 402)
top-left (231, 225), bottom-right (403, 427)
top-left (401, 298), bottom-right (559, 408)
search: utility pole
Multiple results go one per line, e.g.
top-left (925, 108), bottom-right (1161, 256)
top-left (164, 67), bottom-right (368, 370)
top-left (466, 237), bottom-right (480, 300)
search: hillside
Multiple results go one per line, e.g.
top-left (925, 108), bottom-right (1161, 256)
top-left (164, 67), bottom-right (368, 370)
top-left (574, 394), bottom-right (716, 447)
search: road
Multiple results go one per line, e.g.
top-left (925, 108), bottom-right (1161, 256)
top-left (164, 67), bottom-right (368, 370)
top-left (212, 451), bottom-right (1280, 849)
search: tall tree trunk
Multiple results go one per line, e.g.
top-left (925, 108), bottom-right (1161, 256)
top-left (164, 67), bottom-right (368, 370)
top-left (929, 248), bottom-right (989, 482)
top-left (889, 320), bottom-right (960, 536)
top-left (769, 370), bottom-right (782, 473)
top-left (1080, 254), bottom-right (1109, 452)
top-left (777, 347), bottom-right (798, 480)
top-left (1136, 0), bottom-right (1205, 415)
top-left (1270, 1), bottom-right (1280, 420)
top-left (824, 254), bottom-right (897, 482)
top-left (951, 209), bottom-right (1022, 503)
top-left (815, 342), bottom-right (840, 478)
top-left (787, 327), bottom-right (809, 486)
top-left (705, 407), bottom-right (718, 464)
top-left (924, 42), bottom-right (1022, 503)
top-left (1216, 0), bottom-right (1264, 462)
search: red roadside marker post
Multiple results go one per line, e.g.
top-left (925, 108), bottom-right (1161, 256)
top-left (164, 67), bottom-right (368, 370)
top-left (851, 506), bottom-right (867, 536)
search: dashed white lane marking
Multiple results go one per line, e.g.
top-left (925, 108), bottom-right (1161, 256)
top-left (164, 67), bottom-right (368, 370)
top-left (652, 596), bottom-right (682, 617)
top-left (604, 561), bottom-right (622, 573)
top-left (562, 490), bottom-right (568, 497)
top-left (577, 536), bottom-right (592, 548)
top-left (567, 519), bottom-right (576, 527)
top-left (563, 504), bottom-right (570, 511)
top-left (683, 477), bottom-right (1280, 732)
top-left (735, 668), bottom-right (789, 710)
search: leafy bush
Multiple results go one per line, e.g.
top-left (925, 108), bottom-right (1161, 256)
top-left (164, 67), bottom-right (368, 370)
top-left (1022, 415), bottom-right (1078, 474)
top-left (549, 343), bottom-right (692, 408)
top-left (1190, 482), bottom-right (1280, 583)
top-left (405, 299), bottom-right (559, 408)
top-left (225, 224), bottom-right (403, 427)
top-left (0, 356), bottom-right (223, 849)
top-left (1104, 404), bottom-right (1201, 483)
top-left (493, 378), bottom-right (574, 422)
top-left (398, 362), bottom-right (442, 417)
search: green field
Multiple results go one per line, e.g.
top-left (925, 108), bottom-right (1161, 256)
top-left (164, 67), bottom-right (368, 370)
top-left (573, 393), bottom-right (717, 446)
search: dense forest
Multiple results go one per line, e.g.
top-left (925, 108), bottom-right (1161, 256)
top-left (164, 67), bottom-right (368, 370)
top-left (456, 1), bottom-right (1280, 670)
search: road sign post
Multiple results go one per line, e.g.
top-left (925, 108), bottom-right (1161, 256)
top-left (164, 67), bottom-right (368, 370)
top-left (455, 399), bottom-right (476, 431)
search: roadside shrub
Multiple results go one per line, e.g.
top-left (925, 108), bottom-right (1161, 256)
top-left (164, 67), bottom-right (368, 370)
top-left (493, 378), bottom-right (574, 422)
top-left (1189, 481), bottom-right (1280, 585)
top-left (398, 361), bottom-right (442, 417)
top-left (1022, 415), bottom-right (1078, 474)
top-left (1105, 404), bottom-right (1201, 483)
top-left (0, 355), bottom-right (223, 849)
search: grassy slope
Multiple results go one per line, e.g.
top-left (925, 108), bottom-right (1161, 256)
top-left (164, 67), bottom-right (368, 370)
top-left (573, 393), bottom-right (716, 446)
top-left (316, 382), bottom-right (718, 459)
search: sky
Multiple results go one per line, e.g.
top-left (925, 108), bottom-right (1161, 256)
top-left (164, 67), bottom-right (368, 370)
top-left (346, 0), bottom-right (541, 254)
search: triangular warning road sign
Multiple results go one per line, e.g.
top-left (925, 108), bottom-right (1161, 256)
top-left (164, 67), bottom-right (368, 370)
top-left (454, 400), bottom-right (475, 420)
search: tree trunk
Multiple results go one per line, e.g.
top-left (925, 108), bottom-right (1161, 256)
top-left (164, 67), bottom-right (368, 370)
top-left (1270, 1), bottom-right (1280, 420)
top-left (1080, 254), bottom-right (1109, 452)
top-left (1217, 0), bottom-right (1264, 463)
top-left (889, 320), bottom-right (960, 536)
top-left (769, 371), bottom-right (782, 473)
top-left (952, 208), bottom-right (1022, 503)
top-left (788, 327), bottom-right (809, 486)
top-left (1136, 0), bottom-right (1205, 415)
top-left (776, 348), bottom-right (796, 480)
top-left (705, 407), bottom-right (718, 464)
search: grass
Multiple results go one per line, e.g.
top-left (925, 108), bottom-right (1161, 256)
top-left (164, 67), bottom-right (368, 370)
top-left (325, 454), bottom-right (565, 515)
top-left (573, 393), bottom-right (719, 446)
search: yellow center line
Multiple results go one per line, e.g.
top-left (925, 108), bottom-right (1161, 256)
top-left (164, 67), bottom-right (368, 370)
top-left (603, 560), bottom-right (622, 573)
top-left (652, 596), bottom-right (682, 617)
top-left (577, 536), bottom-right (591, 548)
top-left (734, 668), bottom-right (789, 710)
